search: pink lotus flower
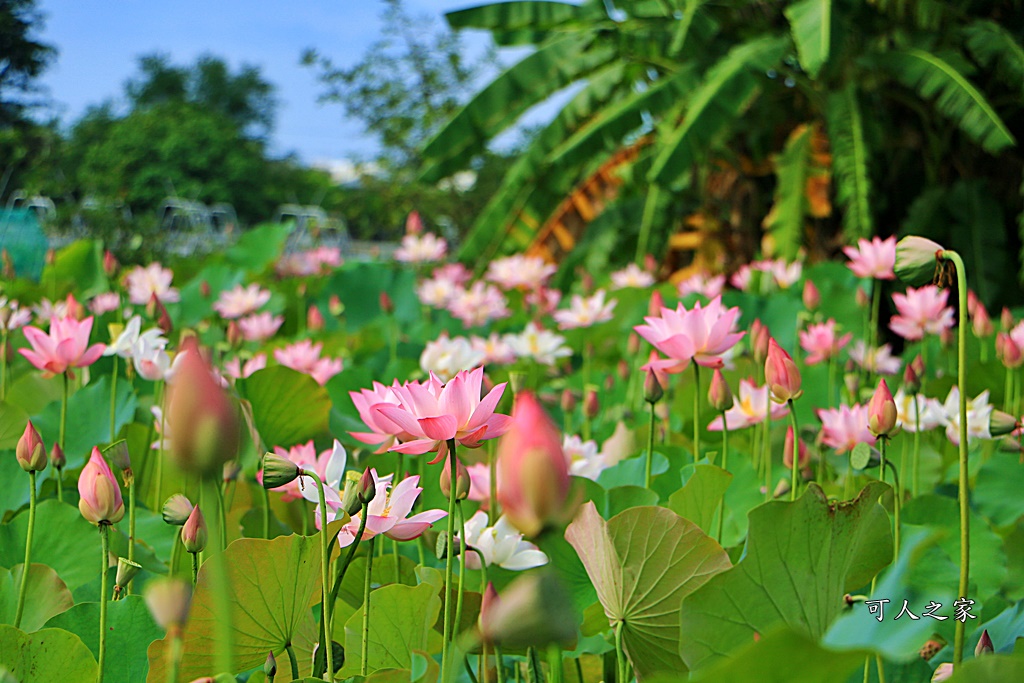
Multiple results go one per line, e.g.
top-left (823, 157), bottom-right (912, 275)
top-left (524, 286), bottom-right (562, 316)
top-left (843, 236), bottom-right (896, 280)
top-left (0, 298), bottom-right (33, 331)
top-left (610, 263), bottom-right (654, 289)
top-left (848, 341), bottom-right (902, 376)
top-left (374, 367), bottom-right (512, 460)
top-left (238, 312), bottom-right (284, 342)
top-left (447, 282), bottom-right (510, 328)
top-left (890, 285), bottom-right (954, 341)
top-left (707, 379), bottom-right (789, 431)
top-left (125, 263), bottom-right (180, 306)
top-left (275, 247), bottom-right (343, 277)
top-left (310, 357), bottom-right (343, 385)
top-left (395, 232), bottom-right (447, 263)
top-left (467, 462), bottom-right (492, 506)
top-left (349, 381), bottom-right (407, 453)
top-left (212, 284), bottom-right (271, 319)
top-left (78, 447), bottom-right (125, 525)
top-left (89, 292), bottom-right (121, 316)
top-left (19, 315), bottom-right (105, 376)
top-left (799, 320), bottom-right (852, 365)
top-left (223, 354), bottom-right (266, 379)
top-left (553, 290), bottom-right (616, 330)
top-left (329, 470), bottom-right (447, 545)
top-left (730, 265), bottom-right (753, 291)
top-left (765, 338), bottom-right (802, 403)
top-left (635, 296), bottom-right (745, 373)
top-left (817, 404), bottom-right (876, 453)
top-left (485, 254), bottom-right (556, 291)
top-left (470, 333), bottom-right (517, 365)
top-left (677, 273), bottom-right (726, 300)
top-left (417, 276), bottom-right (459, 308)
top-left (420, 333), bottom-right (486, 382)
top-left (274, 340), bottom-right (343, 385)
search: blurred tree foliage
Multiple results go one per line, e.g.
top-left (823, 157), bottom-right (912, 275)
top-left (0, 0), bottom-right (55, 126)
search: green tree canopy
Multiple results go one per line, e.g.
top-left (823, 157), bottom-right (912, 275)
top-left (0, 0), bottom-right (55, 126)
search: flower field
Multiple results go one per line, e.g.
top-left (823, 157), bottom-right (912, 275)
top-left (1, 223), bottom-right (1023, 683)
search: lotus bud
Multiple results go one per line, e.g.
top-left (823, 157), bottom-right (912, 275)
top-left (765, 338), bottom-right (802, 403)
top-left (78, 447), bottom-right (125, 525)
top-left (643, 254), bottom-right (658, 274)
top-left (49, 442), bottom-right (65, 470)
top-left (440, 454), bottom-right (471, 501)
top-left (616, 359), bottom-right (629, 381)
top-left (261, 453), bottom-right (300, 489)
top-left (584, 387), bottom-right (600, 419)
top-left (902, 360), bottom-right (922, 395)
top-left (975, 629), bottom-right (994, 657)
top-left (340, 473), bottom-right (362, 516)
top-left (198, 280), bottom-right (211, 298)
top-left (931, 663), bottom-right (953, 682)
top-left (643, 367), bottom-right (664, 404)
top-left (773, 477), bottom-right (791, 499)
top-left (329, 294), bottom-right (343, 316)
top-left (166, 338), bottom-right (240, 477)
top-left (802, 280), bottom-right (820, 311)
top-left (648, 290), bottom-right (665, 317)
top-left (113, 557), bottom-right (142, 600)
top-left (910, 354), bottom-right (925, 381)
top-left (855, 286), bottom-right (869, 308)
top-left (895, 235), bottom-right (944, 286)
top-left (783, 425), bottom-right (809, 469)
top-left (997, 333), bottom-right (1023, 369)
top-left (989, 410), bottom-right (1019, 438)
top-left (225, 320), bottom-right (243, 347)
top-left (497, 391), bottom-right (575, 537)
top-left (144, 577), bottom-right (192, 632)
top-left (181, 505), bottom-right (208, 554)
top-left (379, 291), bottom-right (394, 315)
top-left (478, 581), bottom-right (499, 633)
top-left (750, 319), bottom-right (770, 365)
top-left (844, 372), bottom-right (860, 401)
top-left (45, 248), bottom-right (55, 267)
top-left (16, 421), bottom-right (46, 472)
top-left (868, 379), bottom-right (899, 438)
top-left (265, 651), bottom-right (278, 680)
top-left (627, 332), bottom-right (641, 355)
top-left (603, 374), bottom-right (615, 392)
top-left (478, 572), bottom-right (576, 648)
top-left (307, 304), bottom-right (325, 332)
top-left (106, 439), bottom-right (131, 472)
top-left (358, 467), bottom-right (376, 505)
top-left (1002, 307), bottom-right (1014, 331)
top-left (406, 210), bottom-right (423, 235)
top-left (153, 296), bottom-right (173, 335)
top-left (103, 250), bottom-right (119, 277)
top-left (560, 388), bottom-right (576, 413)
top-left (162, 494), bottom-right (194, 526)
top-left (708, 368), bottom-right (733, 412)
top-left (65, 293), bottom-right (86, 320)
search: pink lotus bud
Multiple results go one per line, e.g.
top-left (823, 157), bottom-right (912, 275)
top-left (603, 374), bottom-right (615, 392)
top-left (750, 320), bottom-right (770, 365)
top-left (895, 235), bottom-right (944, 286)
top-left (265, 651), bottom-right (278, 679)
top-left (648, 290), bottom-right (665, 318)
top-left (765, 338), bottom-right (802, 403)
top-left (358, 467), bottom-right (376, 505)
top-left (156, 300), bottom-right (173, 335)
top-left (440, 454), bottom-right (471, 501)
top-left (49, 442), bottom-right (65, 470)
top-left (584, 388), bottom-right (600, 419)
top-left (581, 272), bottom-right (594, 294)
top-left (78, 447), bottom-right (125, 525)
top-left (856, 287), bottom-right (869, 308)
top-left (802, 280), bottom-right (820, 311)
top-left (406, 210), bottom-right (423, 235)
top-left (708, 368), bottom-right (733, 412)
top-left (477, 572), bottom-right (575, 649)
top-left (144, 577), bottom-right (191, 631)
top-left (966, 290), bottom-right (980, 318)
top-left (16, 421), bottom-right (46, 472)
top-left (103, 250), bottom-right (119, 278)
top-left (997, 332), bottom-right (1024, 369)
top-left (307, 305), bottom-right (325, 332)
top-left (166, 339), bottom-right (240, 477)
top-left (783, 425), bottom-right (809, 469)
top-left (616, 359), bottom-right (629, 381)
top-left (989, 410), bottom-right (1019, 438)
top-left (45, 248), bottom-right (55, 267)
top-left (478, 581), bottom-right (499, 634)
top-left (868, 379), bottom-right (898, 437)
top-left (910, 354), bottom-right (925, 380)
top-left (643, 254), bottom-right (658, 274)
top-left (627, 333), bottom-right (641, 355)
top-left (560, 389), bottom-right (576, 413)
top-left (379, 292), bottom-right (394, 315)
top-left (931, 663), bottom-right (953, 681)
top-left (162, 494), bottom-right (194, 526)
top-left (1002, 307), bottom-right (1015, 331)
top-left (902, 360), bottom-right (921, 395)
top-left (644, 367), bottom-right (664, 404)
top-left (972, 303), bottom-right (993, 338)
top-left (975, 629), bottom-right (994, 657)
top-left (181, 505), bottom-right (207, 553)
top-left (65, 293), bottom-right (86, 321)
top-left (497, 392), bottom-right (575, 537)
top-left (329, 294), bottom-right (343, 316)
top-left (225, 321), bottom-right (243, 347)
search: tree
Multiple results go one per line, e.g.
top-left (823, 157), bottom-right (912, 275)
top-left (0, 0), bottom-right (55, 126)
top-left (125, 53), bottom-right (277, 138)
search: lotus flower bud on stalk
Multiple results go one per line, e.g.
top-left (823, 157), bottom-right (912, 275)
top-left (307, 304), bottom-right (325, 332)
top-left (340, 474), bottom-right (362, 516)
top-left (166, 339), bottom-right (240, 477)
top-left (975, 629), bottom-right (994, 656)
top-left (750, 319), bottom-right (770, 365)
top-left (603, 374), bottom-right (615, 392)
top-left (584, 387), bottom-right (600, 420)
top-left (972, 303), bottom-right (993, 338)
top-left (198, 280), bottom-right (211, 298)
top-left (379, 291), bottom-right (394, 315)
top-left (497, 391), bottom-right (576, 537)
top-left (113, 558), bottom-right (141, 600)
top-left (627, 332), bottom-right (641, 355)
top-left (765, 339), bottom-right (802, 403)
top-left (181, 505), bottom-right (208, 554)
top-left (478, 572), bottom-right (576, 649)
top-left (406, 209), bottom-right (423, 235)
top-left (560, 388), bottom-right (576, 413)
top-left (265, 651), bottom-right (278, 680)
top-left (997, 333), bottom-right (1023, 369)
top-left (856, 286), bottom-right (869, 308)
top-left (440, 454), bottom-right (470, 501)
top-left (49, 442), bottom-right (65, 470)
top-left (989, 410), bottom-right (1019, 438)
top-left (617, 359), bottom-right (629, 381)
top-left (261, 453), bottom-right (300, 489)
top-left (783, 426), bottom-right (809, 469)
top-left (478, 582), bottom-right (499, 634)
top-left (931, 663), bottom-right (953, 682)
top-left (803, 280), bottom-right (820, 311)
top-left (910, 355), bottom-right (925, 382)
top-left (868, 379), bottom-right (899, 438)
top-left (1002, 307), bottom-right (1015, 331)
top-left (144, 577), bottom-right (192, 632)
top-left (358, 467), bottom-right (376, 505)
top-left (66, 293), bottom-right (86, 321)
top-left (894, 235), bottom-right (944, 286)
top-left (78, 447), bottom-right (125, 525)
top-left (329, 294), bottom-right (343, 316)
top-left (101, 250), bottom-right (119, 278)
top-left (643, 368), bottom-right (664, 404)
top-left (643, 253), bottom-right (658, 274)
top-left (162, 494), bottom-right (194, 526)
top-left (225, 320), bottom-right (243, 347)
top-left (648, 290), bottom-right (665, 318)
top-left (903, 360), bottom-right (922, 395)
top-left (708, 368), bottom-right (733, 412)
top-left (16, 421), bottom-right (46, 472)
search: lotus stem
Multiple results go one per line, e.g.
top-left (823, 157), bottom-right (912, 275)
top-left (13, 471), bottom-right (37, 628)
top-left (98, 523), bottom-right (110, 683)
top-left (716, 415), bottom-right (728, 544)
top-left (870, 279), bottom-right (882, 353)
top-left (692, 363), bottom-right (701, 462)
top-left (166, 626), bottom-right (182, 683)
top-left (215, 481), bottom-right (227, 550)
top-left (57, 371), bottom-right (69, 501)
top-left (1, 329), bottom-right (7, 401)
top-left (614, 620), bottom-right (627, 683)
top-left (547, 644), bottom-right (563, 683)
top-left (645, 400), bottom-right (656, 489)
top-left (304, 469), bottom-right (334, 681)
top-left (286, 644), bottom-right (299, 680)
top-left (110, 355), bottom-right (118, 442)
top-left (128, 478), bottom-right (136, 593)
top-left (939, 249), bottom-right (969, 668)
top-left (361, 535), bottom-right (375, 676)
top-left (912, 395), bottom-right (921, 499)
top-left (455, 500), bottom-right (467, 647)
top-left (788, 400), bottom-right (799, 501)
top-left (202, 478), bottom-right (233, 676)
top-left (190, 552), bottom-right (198, 586)
top-left (442, 438), bottom-right (459, 678)
top-left (763, 399), bottom-right (772, 501)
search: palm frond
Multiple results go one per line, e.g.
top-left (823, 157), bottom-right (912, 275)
top-left (964, 20), bottom-right (1024, 91)
top-left (826, 85), bottom-right (872, 241)
top-left (785, 0), bottom-right (831, 79)
top-left (764, 124), bottom-right (814, 259)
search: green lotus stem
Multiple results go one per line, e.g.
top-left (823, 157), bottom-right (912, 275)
top-left (870, 279), bottom-right (882, 353)
top-left (110, 355), bottom-right (118, 442)
top-left (489, 442), bottom-right (499, 523)
top-left (128, 478), bottom-right (136, 593)
top-left (763, 400), bottom-right (772, 502)
top-left (939, 249), bottom-right (970, 668)
top-left (692, 364), bottom-right (701, 463)
top-left (169, 534), bottom-right (180, 577)
top-left (574, 657), bottom-right (584, 683)
top-left (190, 552), bottom-right (198, 585)
top-left (614, 621), bottom-right (627, 683)
top-left (441, 439), bottom-right (459, 678)
top-left (155, 381), bottom-right (166, 511)
top-left (716, 414), bottom-right (729, 544)
top-left (215, 481), bottom-right (227, 550)
top-left (98, 523), bottom-right (110, 683)
top-left (645, 400), bottom-right (656, 489)
top-left (260, 485), bottom-right (270, 540)
top-left (361, 535), bottom-right (375, 677)
top-left (547, 644), bottom-right (563, 683)
top-left (285, 644), bottom-right (299, 680)
top-left (202, 478), bottom-right (233, 676)
top-left (912, 393), bottom-right (922, 498)
top-left (495, 645), bottom-right (506, 683)
top-left (166, 627), bottom-right (182, 683)
top-left (886, 455), bottom-right (901, 559)
top-left (788, 400), bottom-right (799, 501)
top-left (329, 501), bottom-right (369, 615)
top-left (57, 371), bottom-right (69, 501)
top-left (13, 471), bottom-right (37, 629)
top-left (304, 469), bottom-right (334, 682)
top-left (455, 500), bottom-right (468, 647)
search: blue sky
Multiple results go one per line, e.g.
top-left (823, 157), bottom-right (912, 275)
top-left (33, 1), bottom-right (497, 165)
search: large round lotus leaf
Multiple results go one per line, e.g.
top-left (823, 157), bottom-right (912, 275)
top-left (147, 534), bottom-right (321, 682)
top-left (677, 482), bottom-right (893, 671)
top-left (238, 367), bottom-right (331, 449)
top-left (565, 502), bottom-right (732, 679)
top-left (0, 564), bottom-right (74, 632)
top-left (0, 624), bottom-right (97, 682)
